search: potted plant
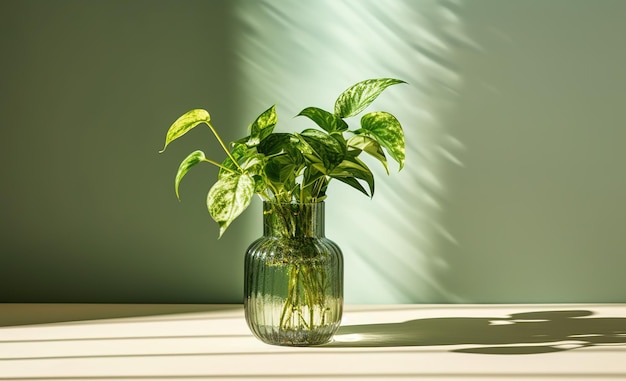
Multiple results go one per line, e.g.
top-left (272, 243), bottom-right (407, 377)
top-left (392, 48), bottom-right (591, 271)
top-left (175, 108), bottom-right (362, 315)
top-left (160, 78), bottom-right (407, 346)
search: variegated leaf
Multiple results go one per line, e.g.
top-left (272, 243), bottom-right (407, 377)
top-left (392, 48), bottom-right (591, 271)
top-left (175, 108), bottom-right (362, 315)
top-left (245, 105), bottom-right (277, 146)
top-left (347, 134), bottom-right (389, 174)
top-left (359, 111), bottom-right (405, 170)
top-left (174, 150), bottom-right (206, 200)
top-left (160, 109), bottom-right (210, 153)
top-left (334, 78), bottom-right (405, 118)
top-left (207, 173), bottom-right (255, 238)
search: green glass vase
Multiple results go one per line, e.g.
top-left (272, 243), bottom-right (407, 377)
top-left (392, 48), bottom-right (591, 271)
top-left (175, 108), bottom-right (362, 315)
top-left (244, 201), bottom-right (343, 346)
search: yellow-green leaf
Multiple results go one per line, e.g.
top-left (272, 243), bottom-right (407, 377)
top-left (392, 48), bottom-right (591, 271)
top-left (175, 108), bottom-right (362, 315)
top-left (359, 111), bottom-right (405, 170)
top-left (244, 105), bottom-right (277, 147)
top-left (347, 135), bottom-right (389, 174)
top-left (334, 78), bottom-right (406, 118)
top-left (159, 109), bottom-right (210, 153)
top-left (175, 150), bottom-right (205, 200)
top-left (207, 173), bottom-right (255, 238)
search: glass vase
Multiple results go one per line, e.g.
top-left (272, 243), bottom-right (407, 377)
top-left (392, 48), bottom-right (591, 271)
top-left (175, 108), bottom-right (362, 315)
top-left (244, 201), bottom-right (343, 346)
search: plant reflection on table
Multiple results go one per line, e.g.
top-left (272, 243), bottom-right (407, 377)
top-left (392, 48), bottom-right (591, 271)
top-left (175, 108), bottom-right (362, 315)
top-left (328, 310), bottom-right (626, 354)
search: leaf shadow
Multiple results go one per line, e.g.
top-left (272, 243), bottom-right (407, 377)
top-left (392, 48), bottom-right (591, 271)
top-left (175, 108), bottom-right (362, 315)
top-left (325, 309), bottom-right (626, 354)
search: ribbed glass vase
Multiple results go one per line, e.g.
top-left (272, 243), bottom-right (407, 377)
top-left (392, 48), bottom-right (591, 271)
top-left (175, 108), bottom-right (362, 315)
top-left (244, 201), bottom-right (343, 346)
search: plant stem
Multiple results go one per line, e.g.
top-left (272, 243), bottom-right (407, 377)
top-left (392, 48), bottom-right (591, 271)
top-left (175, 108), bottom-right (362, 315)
top-left (202, 158), bottom-right (237, 173)
top-left (206, 121), bottom-right (242, 172)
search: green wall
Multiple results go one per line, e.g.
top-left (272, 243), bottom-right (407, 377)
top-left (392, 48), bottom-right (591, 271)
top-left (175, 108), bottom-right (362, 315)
top-left (1, 0), bottom-right (625, 303)
top-left (0, 0), bottom-right (251, 302)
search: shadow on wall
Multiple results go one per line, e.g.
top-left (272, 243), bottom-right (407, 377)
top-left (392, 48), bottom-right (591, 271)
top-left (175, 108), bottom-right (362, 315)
top-left (327, 310), bottom-right (626, 354)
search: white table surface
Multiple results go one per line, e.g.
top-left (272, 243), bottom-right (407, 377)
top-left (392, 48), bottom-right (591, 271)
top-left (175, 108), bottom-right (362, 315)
top-left (1, 303), bottom-right (625, 380)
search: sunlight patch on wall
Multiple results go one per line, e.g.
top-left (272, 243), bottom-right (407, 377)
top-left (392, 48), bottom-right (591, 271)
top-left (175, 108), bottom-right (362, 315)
top-left (234, 0), bottom-right (474, 303)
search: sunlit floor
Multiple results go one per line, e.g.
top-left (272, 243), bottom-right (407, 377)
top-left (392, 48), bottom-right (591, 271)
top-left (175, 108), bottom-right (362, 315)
top-left (1, 304), bottom-right (625, 380)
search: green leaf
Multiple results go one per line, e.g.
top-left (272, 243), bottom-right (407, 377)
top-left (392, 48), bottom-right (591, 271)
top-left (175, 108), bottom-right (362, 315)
top-left (252, 174), bottom-right (267, 194)
top-left (257, 133), bottom-right (303, 193)
top-left (245, 105), bottom-right (277, 147)
top-left (347, 134), bottom-right (389, 174)
top-left (160, 109), bottom-right (210, 153)
top-left (207, 173), bottom-right (255, 238)
top-left (297, 107), bottom-right (348, 133)
top-left (330, 157), bottom-right (375, 197)
top-left (257, 133), bottom-right (294, 156)
top-left (241, 153), bottom-right (265, 176)
top-left (359, 111), bottom-right (405, 170)
top-left (299, 166), bottom-right (328, 202)
top-left (333, 176), bottom-right (369, 197)
top-left (297, 129), bottom-right (346, 173)
top-left (265, 155), bottom-right (298, 184)
top-left (174, 150), bottom-right (206, 200)
top-left (334, 78), bottom-right (406, 118)
top-left (219, 145), bottom-right (264, 180)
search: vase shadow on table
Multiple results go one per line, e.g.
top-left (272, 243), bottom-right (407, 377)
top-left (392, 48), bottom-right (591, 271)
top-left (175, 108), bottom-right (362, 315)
top-left (326, 310), bottom-right (626, 354)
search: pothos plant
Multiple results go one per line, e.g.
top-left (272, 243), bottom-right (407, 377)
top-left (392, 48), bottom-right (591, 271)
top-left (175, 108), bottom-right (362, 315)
top-left (160, 78), bottom-right (407, 237)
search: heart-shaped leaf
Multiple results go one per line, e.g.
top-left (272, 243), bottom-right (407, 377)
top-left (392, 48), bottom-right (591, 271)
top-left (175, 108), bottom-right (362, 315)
top-left (334, 78), bottom-right (405, 118)
top-left (160, 109), bottom-right (210, 153)
top-left (175, 150), bottom-right (206, 200)
top-left (359, 111), bottom-right (405, 170)
top-left (207, 172), bottom-right (255, 238)
top-left (297, 107), bottom-right (348, 133)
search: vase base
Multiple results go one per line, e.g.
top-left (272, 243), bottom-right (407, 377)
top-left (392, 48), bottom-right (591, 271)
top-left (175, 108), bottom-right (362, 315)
top-left (251, 326), bottom-right (335, 346)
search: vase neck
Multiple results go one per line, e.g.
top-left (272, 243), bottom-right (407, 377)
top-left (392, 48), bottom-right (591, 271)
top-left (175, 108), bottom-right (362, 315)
top-left (263, 202), bottom-right (325, 238)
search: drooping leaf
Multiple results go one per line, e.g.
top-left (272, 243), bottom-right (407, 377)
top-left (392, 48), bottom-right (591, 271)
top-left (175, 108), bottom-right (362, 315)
top-left (347, 134), bottom-right (389, 174)
top-left (174, 150), bottom-right (206, 200)
top-left (297, 107), bottom-right (348, 133)
top-left (160, 109), bottom-right (210, 153)
top-left (207, 173), bottom-right (255, 238)
top-left (334, 78), bottom-right (406, 118)
top-left (358, 111), bottom-right (405, 170)
top-left (333, 176), bottom-right (369, 197)
top-left (329, 157), bottom-right (375, 197)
